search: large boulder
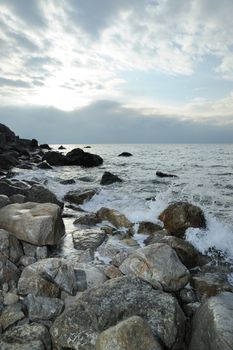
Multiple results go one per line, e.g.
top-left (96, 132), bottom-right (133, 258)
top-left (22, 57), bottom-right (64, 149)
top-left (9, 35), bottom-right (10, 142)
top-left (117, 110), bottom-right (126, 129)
top-left (50, 277), bottom-right (186, 349)
top-left (97, 207), bottom-right (133, 230)
top-left (119, 243), bottom-right (190, 291)
top-left (26, 184), bottom-right (63, 208)
top-left (43, 151), bottom-right (67, 165)
top-left (100, 171), bottom-right (123, 185)
top-left (0, 322), bottom-right (51, 350)
top-left (0, 153), bottom-right (19, 170)
top-left (0, 202), bottom-right (65, 246)
top-left (189, 292), bottom-right (233, 350)
top-left (0, 123), bottom-right (16, 146)
top-left (72, 228), bottom-right (106, 250)
top-left (96, 316), bottom-right (163, 350)
top-left (159, 202), bottom-right (206, 236)
top-left (0, 303), bottom-right (25, 330)
top-left (23, 294), bottom-right (64, 321)
top-left (66, 148), bottom-right (103, 167)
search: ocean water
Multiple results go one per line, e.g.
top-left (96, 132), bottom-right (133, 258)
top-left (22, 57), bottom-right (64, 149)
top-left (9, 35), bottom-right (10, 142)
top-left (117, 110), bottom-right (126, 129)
top-left (13, 144), bottom-right (233, 266)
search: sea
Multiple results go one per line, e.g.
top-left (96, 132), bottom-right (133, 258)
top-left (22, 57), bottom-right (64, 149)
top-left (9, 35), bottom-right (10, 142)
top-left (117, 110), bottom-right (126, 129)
top-left (13, 144), bottom-right (233, 281)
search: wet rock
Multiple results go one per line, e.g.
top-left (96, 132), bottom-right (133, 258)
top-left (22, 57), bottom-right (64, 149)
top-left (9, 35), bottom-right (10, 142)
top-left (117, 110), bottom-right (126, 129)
top-left (0, 322), bottom-right (51, 350)
top-left (156, 171), bottom-right (178, 178)
top-left (189, 292), bottom-right (233, 350)
top-left (73, 228), bottom-right (106, 250)
top-left (58, 145), bottom-right (66, 150)
top-left (138, 221), bottom-right (163, 234)
top-left (119, 243), bottom-right (190, 291)
top-left (191, 272), bottom-right (233, 297)
top-left (96, 315), bottom-right (163, 350)
top-left (100, 171), bottom-right (123, 185)
top-left (9, 194), bottom-right (26, 203)
top-left (118, 152), bottom-right (133, 157)
top-left (26, 184), bottom-right (63, 208)
top-left (0, 180), bottom-right (26, 197)
top-left (23, 294), bottom-right (64, 321)
top-left (0, 153), bottom-right (19, 170)
top-left (60, 178), bottom-right (75, 185)
top-left (159, 202), bottom-right (206, 236)
top-left (40, 143), bottom-right (52, 150)
top-left (66, 148), bottom-right (103, 167)
top-left (73, 213), bottom-right (101, 226)
top-left (64, 189), bottom-right (97, 205)
top-left (159, 236), bottom-right (201, 268)
top-left (97, 207), bottom-right (133, 230)
top-left (0, 229), bottom-right (23, 263)
top-left (43, 151), bottom-right (66, 165)
top-left (50, 276), bottom-right (185, 350)
top-left (144, 230), bottom-right (168, 245)
top-left (0, 202), bottom-right (65, 246)
top-left (37, 161), bottom-right (53, 169)
top-left (79, 176), bottom-right (94, 182)
top-left (0, 194), bottom-right (10, 208)
top-left (0, 303), bottom-right (25, 330)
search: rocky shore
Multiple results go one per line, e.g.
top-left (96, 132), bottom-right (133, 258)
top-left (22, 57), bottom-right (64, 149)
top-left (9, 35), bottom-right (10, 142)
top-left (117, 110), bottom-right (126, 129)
top-left (0, 123), bottom-right (233, 350)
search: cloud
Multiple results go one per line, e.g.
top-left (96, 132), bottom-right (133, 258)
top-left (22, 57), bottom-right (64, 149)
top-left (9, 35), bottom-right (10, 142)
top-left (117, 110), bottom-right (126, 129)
top-left (0, 101), bottom-right (232, 144)
top-left (0, 77), bottom-right (31, 88)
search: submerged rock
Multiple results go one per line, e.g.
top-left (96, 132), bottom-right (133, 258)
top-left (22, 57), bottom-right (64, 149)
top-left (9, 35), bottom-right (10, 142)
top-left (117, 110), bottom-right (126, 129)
top-left (118, 152), bottom-right (133, 157)
top-left (96, 316), bottom-right (163, 350)
top-left (156, 171), bottom-right (178, 178)
top-left (159, 202), bottom-right (206, 236)
top-left (64, 189), bottom-right (97, 205)
top-left (119, 243), bottom-right (190, 291)
top-left (189, 292), bottom-right (233, 350)
top-left (58, 145), bottom-right (66, 150)
top-left (138, 221), bottom-right (163, 235)
top-left (50, 276), bottom-right (186, 349)
top-left (36, 161), bottom-right (53, 169)
top-left (97, 207), bottom-right (133, 231)
top-left (100, 171), bottom-right (123, 185)
top-left (0, 202), bottom-right (65, 246)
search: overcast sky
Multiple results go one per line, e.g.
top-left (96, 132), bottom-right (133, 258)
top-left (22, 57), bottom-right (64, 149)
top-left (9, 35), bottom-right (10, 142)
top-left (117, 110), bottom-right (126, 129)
top-left (0, 0), bottom-right (233, 143)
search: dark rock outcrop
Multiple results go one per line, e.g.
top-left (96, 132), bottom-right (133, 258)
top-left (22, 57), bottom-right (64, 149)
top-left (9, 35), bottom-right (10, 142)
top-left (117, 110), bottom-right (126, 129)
top-left (40, 144), bottom-right (51, 150)
top-left (156, 171), bottom-right (178, 178)
top-left (100, 171), bottom-right (123, 185)
top-left (58, 145), bottom-right (66, 150)
top-left (66, 148), bottom-right (103, 167)
top-left (118, 152), bottom-right (133, 157)
top-left (43, 151), bottom-right (67, 166)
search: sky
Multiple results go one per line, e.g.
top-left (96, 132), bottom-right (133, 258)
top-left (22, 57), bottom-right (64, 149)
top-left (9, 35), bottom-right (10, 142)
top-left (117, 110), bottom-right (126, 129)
top-left (0, 0), bottom-right (233, 143)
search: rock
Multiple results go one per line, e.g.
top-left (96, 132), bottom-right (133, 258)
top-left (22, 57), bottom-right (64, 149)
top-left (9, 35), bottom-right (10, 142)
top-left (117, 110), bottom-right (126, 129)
top-left (96, 315), bottom-right (163, 350)
top-left (60, 178), bottom-right (75, 185)
top-left (24, 294), bottom-right (64, 321)
top-left (156, 171), bottom-right (178, 178)
top-left (119, 243), bottom-right (190, 291)
top-left (43, 151), bottom-right (66, 165)
top-left (0, 229), bottom-right (23, 263)
top-left (97, 207), bottom-right (133, 230)
top-left (66, 148), bottom-right (103, 167)
top-left (73, 213), bottom-right (101, 226)
top-left (0, 180), bottom-right (26, 197)
top-left (58, 145), bottom-right (66, 150)
top-left (79, 176), bottom-right (94, 182)
top-left (22, 241), bottom-right (37, 257)
top-left (0, 260), bottom-right (20, 288)
top-left (189, 292), bottom-right (233, 350)
top-left (191, 272), bottom-right (233, 297)
top-left (0, 194), bottom-right (10, 208)
top-left (50, 277), bottom-right (185, 350)
top-left (179, 287), bottom-right (197, 304)
top-left (73, 228), bottom-right (106, 250)
top-left (36, 246), bottom-right (48, 260)
top-left (0, 322), bottom-right (51, 350)
top-left (9, 194), bottom-right (26, 203)
top-left (144, 230), bottom-right (168, 245)
top-left (0, 153), bottom-right (19, 170)
top-left (37, 161), bottom-right (53, 169)
top-left (138, 221), bottom-right (163, 234)
top-left (4, 293), bottom-right (19, 306)
top-left (0, 202), bottom-right (65, 246)
top-left (64, 189), bottom-right (96, 205)
top-left (40, 144), bottom-right (51, 150)
top-left (19, 256), bottom-right (37, 267)
top-left (26, 184), bottom-right (63, 208)
top-left (112, 251), bottom-right (130, 267)
top-left (84, 146), bottom-right (91, 148)
top-left (104, 265), bottom-right (123, 279)
top-left (74, 263), bottom-right (107, 291)
top-left (0, 123), bottom-right (16, 145)
top-left (159, 236), bottom-right (201, 268)
top-left (100, 171), bottom-right (123, 185)
top-left (0, 303), bottom-right (24, 330)
top-left (118, 152), bottom-right (133, 157)
top-left (159, 202), bottom-right (206, 236)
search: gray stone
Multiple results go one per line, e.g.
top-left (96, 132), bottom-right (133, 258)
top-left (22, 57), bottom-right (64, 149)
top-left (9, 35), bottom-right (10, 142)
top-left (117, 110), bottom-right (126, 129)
top-left (36, 246), bottom-right (48, 260)
top-left (22, 241), bottom-right (37, 257)
top-left (4, 293), bottom-right (19, 306)
top-left (189, 292), bottom-right (233, 350)
top-left (0, 194), bottom-right (10, 208)
top-left (138, 221), bottom-right (163, 234)
top-left (26, 184), bottom-right (63, 208)
top-left (72, 228), bottom-right (106, 250)
top-left (0, 322), bottom-right (51, 350)
top-left (50, 276), bottom-right (185, 350)
top-left (0, 260), bottom-right (20, 288)
top-left (0, 229), bottom-right (23, 263)
top-left (0, 202), bottom-right (65, 245)
top-left (9, 194), bottom-right (27, 203)
top-left (191, 272), bottom-right (233, 297)
top-left (73, 213), bottom-right (101, 226)
top-left (96, 316), bottom-right (163, 350)
top-left (19, 255), bottom-right (37, 267)
top-left (0, 303), bottom-right (24, 330)
top-left (119, 243), bottom-right (190, 292)
top-left (24, 294), bottom-right (64, 321)
top-left (97, 207), bottom-right (133, 230)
